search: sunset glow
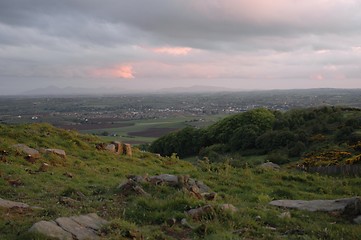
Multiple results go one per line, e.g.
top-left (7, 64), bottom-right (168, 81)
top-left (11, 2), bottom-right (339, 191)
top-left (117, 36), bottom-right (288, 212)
top-left (152, 47), bottom-right (192, 56)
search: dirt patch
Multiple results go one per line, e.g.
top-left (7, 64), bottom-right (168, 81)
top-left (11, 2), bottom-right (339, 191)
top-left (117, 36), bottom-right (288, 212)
top-left (128, 128), bottom-right (179, 138)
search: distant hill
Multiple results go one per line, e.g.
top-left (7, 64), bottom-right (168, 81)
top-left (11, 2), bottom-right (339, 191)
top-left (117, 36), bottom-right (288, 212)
top-left (21, 86), bottom-right (128, 96)
top-left (159, 85), bottom-right (239, 93)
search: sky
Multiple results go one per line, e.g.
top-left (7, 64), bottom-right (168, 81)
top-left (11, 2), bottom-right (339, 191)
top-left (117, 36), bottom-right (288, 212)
top-left (0, 0), bottom-right (361, 94)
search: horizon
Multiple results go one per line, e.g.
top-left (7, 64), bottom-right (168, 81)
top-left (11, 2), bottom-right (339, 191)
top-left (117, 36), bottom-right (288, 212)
top-left (1, 1), bottom-right (361, 95)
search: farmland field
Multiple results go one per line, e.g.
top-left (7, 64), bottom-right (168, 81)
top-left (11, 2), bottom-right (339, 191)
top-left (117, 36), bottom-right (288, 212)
top-left (78, 115), bottom-right (225, 144)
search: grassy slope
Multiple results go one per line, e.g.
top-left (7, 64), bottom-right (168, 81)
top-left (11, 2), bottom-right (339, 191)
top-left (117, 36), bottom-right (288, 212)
top-left (1, 123), bottom-right (361, 239)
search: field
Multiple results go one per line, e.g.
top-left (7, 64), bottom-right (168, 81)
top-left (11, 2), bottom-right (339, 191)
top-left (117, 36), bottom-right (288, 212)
top-left (77, 115), bottom-right (225, 145)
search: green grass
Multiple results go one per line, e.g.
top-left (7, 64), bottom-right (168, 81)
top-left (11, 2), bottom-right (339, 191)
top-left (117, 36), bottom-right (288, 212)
top-left (81, 115), bottom-right (224, 145)
top-left (1, 123), bottom-right (361, 239)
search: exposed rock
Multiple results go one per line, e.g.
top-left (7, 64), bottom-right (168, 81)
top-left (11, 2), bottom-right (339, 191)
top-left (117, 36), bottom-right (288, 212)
top-left (180, 218), bottom-right (194, 229)
top-left (38, 162), bottom-right (50, 172)
top-left (71, 213), bottom-right (108, 231)
top-left (269, 197), bottom-right (361, 218)
top-left (55, 216), bottom-right (100, 240)
top-left (45, 149), bottom-right (66, 158)
top-left (353, 215), bottom-right (361, 224)
top-left (13, 144), bottom-right (40, 159)
top-left (279, 211), bottom-right (291, 219)
top-left (63, 172), bottom-right (73, 178)
top-left (0, 198), bottom-right (29, 209)
top-left (30, 214), bottom-right (108, 240)
top-left (118, 179), bottom-right (149, 196)
top-left (186, 205), bottom-right (214, 220)
top-left (59, 196), bottom-right (79, 206)
top-left (218, 204), bottom-right (237, 213)
top-left (260, 162), bottom-right (280, 169)
top-left (95, 143), bottom-right (107, 150)
top-left (202, 192), bottom-right (217, 201)
top-left (149, 174), bottom-right (179, 186)
top-left (29, 221), bottom-right (73, 240)
top-left (127, 174), bottom-right (148, 183)
top-left (112, 141), bottom-right (123, 154)
top-left (105, 144), bottom-right (116, 153)
top-left (124, 143), bottom-right (132, 157)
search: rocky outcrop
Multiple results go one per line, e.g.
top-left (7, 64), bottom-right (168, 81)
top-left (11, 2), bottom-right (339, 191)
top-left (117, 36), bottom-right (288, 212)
top-left (0, 198), bottom-right (30, 209)
top-left (13, 144), bottom-right (40, 159)
top-left (29, 221), bottom-right (73, 240)
top-left (260, 162), bottom-right (280, 169)
top-left (269, 197), bottom-right (361, 220)
top-left (97, 142), bottom-right (132, 157)
top-left (45, 148), bottom-right (66, 158)
top-left (0, 198), bottom-right (43, 210)
top-left (121, 174), bottom-right (216, 201)
top-left (29, 213), bottom-right (108, 240)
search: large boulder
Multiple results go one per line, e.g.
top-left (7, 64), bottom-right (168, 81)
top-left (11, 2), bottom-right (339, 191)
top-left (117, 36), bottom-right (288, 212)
top-left (124, 143), bottom-right (132, 157)
top-left (269, 197), bottom-right (361, 218)
top-left (29, 221), bottom-right (73, 240)
top-left (13, 144), bottom-right (40, 159)
top-left (29, 213), bottom-right (108, 240)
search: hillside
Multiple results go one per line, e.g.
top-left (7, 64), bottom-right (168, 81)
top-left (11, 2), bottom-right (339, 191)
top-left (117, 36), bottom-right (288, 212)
top-left (1, 123), bottom-right (361, 239)
top-left (150, 106), bottom-right (361, 168)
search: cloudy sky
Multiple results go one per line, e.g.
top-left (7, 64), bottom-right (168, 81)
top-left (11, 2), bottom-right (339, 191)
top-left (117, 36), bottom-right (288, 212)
top-left (1, 0), bottom-right (361, 94)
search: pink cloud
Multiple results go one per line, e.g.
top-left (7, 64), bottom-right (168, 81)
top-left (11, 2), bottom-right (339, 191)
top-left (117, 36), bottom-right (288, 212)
top-left (152, 47), bottom-right (192, 56)
top-left (310, 73), bottom-right (324, 80)
top-left (92, 65), bottom-right (135, 79)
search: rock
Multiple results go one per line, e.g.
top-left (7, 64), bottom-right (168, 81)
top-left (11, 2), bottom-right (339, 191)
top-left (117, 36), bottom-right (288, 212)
top-left (194, 180), bottom-right (211, 193)
top-left (95, 143), bottom-right (106, 150)
top-left (0, 198), bottom-right (29, 209)
top-left (218, 204), bottom-right (238, 213)
top-left (260, 162), bottom-right (280, 169)
top-left (45, 149), bottom-right (66, 158)
top-left (124, 143), bottom-right (132, 157)
top-left (279, 211), bottom-right (291, 219)
top-left (71, 213), bottom-right (108, 231)
top-left (13, 144), bottom-right (40, 159)
top-left (112, 141), bottom-right (123, 154)
top-left (59, 196), bottom-right (79, 206)
top-left (149, 174), bottom-right (179, 186)
top-left (255, 215), bottom-right (262, 221)
top-left (63, 172), bottom-right (73, 178)
top-left (181, 218), bottom-right (194, 229)
top-left (38, 162), bottom-right (50, 172)
top-left (29, 213), bottom-right (108, 240)
top-left (353, 215), bottom-right (361, 224)
top-left (29, 221), bottom-right (73, 240)
top-left (269, 197), bottom-right (361, 218)
top-left (118, 179), bottom-right (149, 196)
top-left (202, 192), bottom-right (217, 201)
top-left (105, 144), bottom-right (116, 153)
top-left (186, 205), bottom-right (214, 220)
top-left (55, 217), bottom-right (100, 240)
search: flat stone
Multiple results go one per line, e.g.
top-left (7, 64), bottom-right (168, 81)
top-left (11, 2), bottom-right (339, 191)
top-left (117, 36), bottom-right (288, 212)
top-left (55, 217), bottom-right (99, 240)
top-left (13, 144), bottom-right (40, 159)
top-left (46, 149), bottom-right (66, 158)
top-left (0, 198), bottom-right (29, 209)
top-left (149, 174), bottom-right (179, 186)
top-left (269, 197), bottom-right (361, 216)
top-left (29, 220), bottom-right (73, 240)
top-left (71, 213), bottom-right (108, 231)
top-left (260, 162), bottom-right (280, 169)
